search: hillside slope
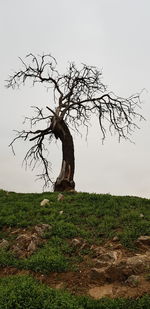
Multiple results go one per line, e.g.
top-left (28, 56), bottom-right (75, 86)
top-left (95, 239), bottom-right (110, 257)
top-left (0, 189), bottom-right (150, 308)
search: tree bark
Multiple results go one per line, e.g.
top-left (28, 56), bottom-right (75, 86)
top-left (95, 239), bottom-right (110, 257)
top-left (51, 117), bottom-right (75, 192)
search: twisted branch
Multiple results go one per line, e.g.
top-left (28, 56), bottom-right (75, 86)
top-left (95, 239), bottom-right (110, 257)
top-left (7, 53), bottom-right (144, 188)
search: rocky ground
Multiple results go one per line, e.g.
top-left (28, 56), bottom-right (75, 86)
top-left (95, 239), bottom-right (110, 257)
top-left (0, 225), bottom-right (150, 299)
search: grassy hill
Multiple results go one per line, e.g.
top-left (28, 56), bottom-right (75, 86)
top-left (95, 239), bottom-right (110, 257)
top-left (0, 189), bottom-right (150, 308)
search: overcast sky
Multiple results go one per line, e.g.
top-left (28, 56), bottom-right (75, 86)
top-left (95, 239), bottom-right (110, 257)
top-left (1, 0), bottom-right (150, 197)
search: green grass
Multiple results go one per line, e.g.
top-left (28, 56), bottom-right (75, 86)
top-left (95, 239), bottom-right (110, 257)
top-left (0, 189), bottom-right (150, 306)
top-left (25, 241), bottom-right (69, 273)
top-left (0, 238), bottom-right (72, 273)
top-left (0, 249), bottom-right (19, 268)
top-left (0, 189), bottom-right (150, 274)
top-left (0, 274), bottom-right (150, 309)
top-left (0, 189), bottom-right (149, 246)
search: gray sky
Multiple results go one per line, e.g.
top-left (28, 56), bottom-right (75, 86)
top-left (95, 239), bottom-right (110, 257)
top-left (1, 0), bottom-right (150, 197)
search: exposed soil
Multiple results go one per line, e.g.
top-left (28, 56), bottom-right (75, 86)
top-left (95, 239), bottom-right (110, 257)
top-left (0, 226), bottom-right (150, 299)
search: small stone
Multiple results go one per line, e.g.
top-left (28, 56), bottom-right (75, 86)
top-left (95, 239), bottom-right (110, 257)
top-left (27, 240), bottom-right (37, 252)
top-left (136, 236), bottom-right (150, 246)
top-left (71, 238), bottom-right (81, 247)
top-left (40, 199), bottom-right (49, 206)
top-left (112, 236), bottom-right (119, 242)
top-left (139, 213), bottom-right (144, 218)
top-left (57, 193), bottom-right (64, 201)
top-left (0, 239), bottom-right (9, 250)
top-left (125, 275), bottom-right (140, 287)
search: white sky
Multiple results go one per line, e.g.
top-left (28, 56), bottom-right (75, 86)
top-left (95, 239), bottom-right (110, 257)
top-left (0, 0), bottom-right (150, 197)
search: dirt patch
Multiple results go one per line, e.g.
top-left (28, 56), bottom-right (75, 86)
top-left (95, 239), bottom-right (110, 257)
top-left (89, 285), bottom-right (113, 298)
top-left (0, 229), bottom-right (150, 299)
top-left (0, 265), bottom-right (150, 299)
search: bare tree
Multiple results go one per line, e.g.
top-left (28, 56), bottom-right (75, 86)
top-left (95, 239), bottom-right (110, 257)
top-left (6, 53), bottom-right (144, 191)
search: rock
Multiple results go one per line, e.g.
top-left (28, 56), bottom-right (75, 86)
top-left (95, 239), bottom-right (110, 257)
top-left (136, 236), bottom-right (150, 246)
top-left (107, 253), bottom-right (150, 281)
top-left (12, 233), bottom-right (40, 258)
top-left (71, 238), bottom-right (81, 247)
top-left (89, 284), bottom-right (113, 299)
top-left (92, 246), bottom-right (121, 263)
top-left (40, 199), bottom-right (49, 206)
top-left (0, 239), bottom-right (9, 250)
top-left (57, 193), bottom-right (64, 201)
top-left (139, 213), bottom-right (144, 218)
top-left (27, 240), bottom-right (37, 252)
top-left (11, 224), bottom-right (52, 258)
top-left (98, 251), bottom-right (119, 264)
top-left (90, 252), bottom-right (150, 284)
top-left (112, 236), bottom-right (119, 242)
top-left (125, 254), bottom-right (150, 273)
top-left (34, 224), bottom-right (52, 237)
top-left (125, 275), bottom-right (140, 287)
top-left (92, 259), bottom-right (109, 268)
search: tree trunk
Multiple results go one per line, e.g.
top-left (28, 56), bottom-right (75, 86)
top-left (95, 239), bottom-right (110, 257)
top-left (51, 117), bottom-right (75, 192)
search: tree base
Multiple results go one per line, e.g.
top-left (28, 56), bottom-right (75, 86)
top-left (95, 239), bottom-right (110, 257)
top-left (54, 179), bottom-right (75, 192)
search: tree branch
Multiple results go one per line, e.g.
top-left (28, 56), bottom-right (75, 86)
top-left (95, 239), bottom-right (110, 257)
top-left (7, 53), bottom-right (145, 188)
